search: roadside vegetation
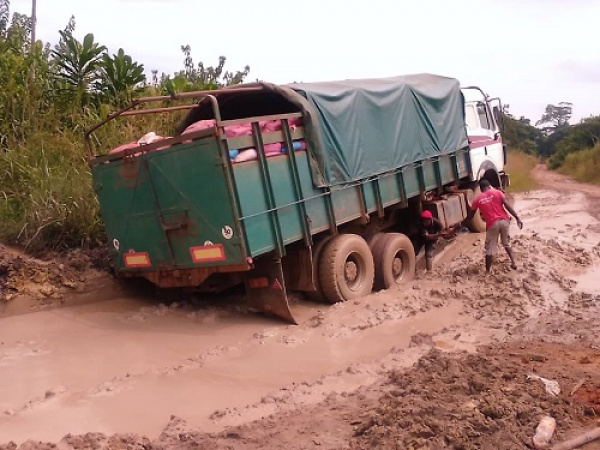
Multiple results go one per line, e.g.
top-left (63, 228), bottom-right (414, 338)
top-left (558, 143), bottom-right (600, 185)
top-left (0, 3), bottom-right (249, 252)
top-left (504, 150), bottom-right (538, 193)
top-left (503, 104), bottom-right (600, 185)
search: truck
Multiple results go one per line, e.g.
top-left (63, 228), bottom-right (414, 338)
top-left (85, 74), bottom-right (508, 324)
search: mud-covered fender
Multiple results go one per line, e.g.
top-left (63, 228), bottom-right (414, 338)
top-left (476, 160), bottom-right (501, 188)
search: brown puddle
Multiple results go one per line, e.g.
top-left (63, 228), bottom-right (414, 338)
top-left (0, 298), bottom-right (470, 442)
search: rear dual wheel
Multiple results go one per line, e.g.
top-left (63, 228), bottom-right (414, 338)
top-left (319, 234), bottom-right (375, 303)
top-left (371, 233), bottom-right (416, 290)
top-left (317, 232), bottom-right (416, 304)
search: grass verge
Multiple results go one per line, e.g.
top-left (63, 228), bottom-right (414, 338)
top-left (558, 143), bottom-right (600, 185)
top-left (505, 150), bottom-right (538, 193)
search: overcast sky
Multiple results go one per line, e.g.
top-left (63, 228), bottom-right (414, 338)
top-left (10, 0), bottom-right (600, 123)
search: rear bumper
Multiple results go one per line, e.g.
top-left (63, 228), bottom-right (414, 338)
top-left (118, 263), bottom-right (250, 288)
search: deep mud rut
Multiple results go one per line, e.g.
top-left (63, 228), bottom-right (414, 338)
top-left (2, 168), bottom-right (600, 449)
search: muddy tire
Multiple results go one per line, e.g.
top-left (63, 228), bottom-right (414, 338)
top-left (465, 186), bottom-right (486, 233)
top-left (319, 234), bottom-right (375, 304)
top-left (372, 233), bottom-right (416, 290)
top-left (367, 233), bottom-right (386, 252)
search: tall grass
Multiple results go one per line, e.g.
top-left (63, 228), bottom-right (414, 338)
top-left (0, 127), bottom-right (102, 252)
top-left (558, 143), bottom-right (600, 185)
top-left (0, 102), bottom-right (184, 254)
top-left (505, 150), bottom-right (538, 192)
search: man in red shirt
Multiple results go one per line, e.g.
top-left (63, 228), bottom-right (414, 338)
top-left (461, 179), bottom-right (523, 273)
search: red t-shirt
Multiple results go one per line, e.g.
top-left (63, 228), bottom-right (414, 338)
top-left (472, 189), bottom-right (510, 229)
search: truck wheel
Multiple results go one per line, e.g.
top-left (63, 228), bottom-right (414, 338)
top-left (319, 234), bottom-right (375, 303)
top-left (465, 186), bottom-right (486, 233)
top-left (367, 233), bottom-right (385, 252)
top-left (372, 233), bottom-right (416, 290)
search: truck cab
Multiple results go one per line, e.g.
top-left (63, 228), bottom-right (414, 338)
top-left (462, 87), bottom-right (508, 189)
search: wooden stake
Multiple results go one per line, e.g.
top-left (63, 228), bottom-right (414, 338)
top-left (551, 426), bottom-right (600, 450)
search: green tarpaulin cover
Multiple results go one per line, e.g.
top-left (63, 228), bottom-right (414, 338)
top-left (284, 74), bottom-right (468, 187)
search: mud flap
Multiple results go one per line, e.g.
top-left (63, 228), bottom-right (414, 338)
top-left (245, 256), bottom-right (297, 324)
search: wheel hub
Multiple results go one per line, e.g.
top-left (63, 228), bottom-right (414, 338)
top-left (392, 256), bottom-right (404, 279)
top-left (345, 261), bottom-right (358, 283)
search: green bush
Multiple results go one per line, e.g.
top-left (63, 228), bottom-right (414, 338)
top-left (558, 143), bottom-right (600, 185)
top-left (0, 5), bottom-right (249, 253)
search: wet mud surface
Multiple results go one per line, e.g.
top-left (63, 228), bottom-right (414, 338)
top-left (1, 170), bottom-right (600, 449)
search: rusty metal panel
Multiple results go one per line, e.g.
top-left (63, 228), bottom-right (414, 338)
top-left (123, 263), bottom-right (250, 288)
top-left (423, 193), bottom-right (467, 229)
top-left (442, 194), bottom-right (467, 226)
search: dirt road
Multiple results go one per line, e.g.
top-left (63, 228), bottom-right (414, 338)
top-left (1, 171), bottom-right (600, 449)
top-left (533, 163), bottom-right (600, 199)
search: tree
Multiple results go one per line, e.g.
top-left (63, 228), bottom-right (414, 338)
top-left (161, 45), bottom-right (250, 94)
top-left (502, 114), bottom-right (543, 155)
top-left (536, 102), bottom-right (573, 128)
top-left (0, 4), bottom-right (50, 144)
top-left (98, 48), bottom-right (145, 106)
top-left (0, 0), bottom-right (9, 36)
top-left (51, 30), bottom-right (106, 107)
top-left (547, 116), bottom-right (600, 168)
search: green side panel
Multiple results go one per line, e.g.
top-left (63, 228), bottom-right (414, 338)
top-left (234, 154), bottom-right (304, 256)
top-left (403, 168), bottom-right (421, 198)
top-left (439, 157), bottom-right (455, 184)
top-left (296, 153), bottom-right (331, 233)
top-left (422, 160), bottom-right (437, 190)
top-left (331, 187), bottom-right (362, 223)
top-left (92, 138), bottom-right (244, 272)
top-left (363, 181), bottom-right (377, 212)
top-left (234, 161), bottom-right (276, 256)
top-left (267, 156), bottom-right (304, 244)
top-left (379, 172), bottom-right (403, 208)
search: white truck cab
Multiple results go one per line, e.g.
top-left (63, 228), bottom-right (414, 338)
top-left (461, 86), bottom-right (508, 188)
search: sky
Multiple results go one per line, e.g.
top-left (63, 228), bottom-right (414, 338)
top-left (10, 0), bottom-right (600, 123)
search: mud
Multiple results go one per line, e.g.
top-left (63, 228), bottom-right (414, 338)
top-left (0, 245), bottom-right (116, 316)
top-left (2, 170), bottom-right (600, 449)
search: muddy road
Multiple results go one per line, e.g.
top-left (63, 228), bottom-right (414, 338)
top-left (1, 172), bottom-right (600, 449)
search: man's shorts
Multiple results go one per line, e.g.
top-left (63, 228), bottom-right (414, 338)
top-left (485, 220), bottom-right (511, 255)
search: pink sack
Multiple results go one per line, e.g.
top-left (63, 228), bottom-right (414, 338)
top-left (288, 117), bottom-right (303, 130)
top-left (264, 142), bottom-right (283, 156)
top-left (182, 120), bottom-right (217, 144)
top-left (260, 120), bottom-right (282, 133)
top-left (182, 120), bottom-right (216, 134)
top-left (224, 123), bottom-right (252, 138)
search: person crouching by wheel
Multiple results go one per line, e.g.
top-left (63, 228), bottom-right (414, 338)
top-left (419, 210), bottom-right (444, 271)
